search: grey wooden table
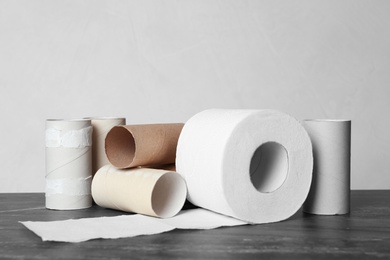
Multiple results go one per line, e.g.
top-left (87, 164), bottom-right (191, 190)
top-left (0, 190), bottom-right (389, 259)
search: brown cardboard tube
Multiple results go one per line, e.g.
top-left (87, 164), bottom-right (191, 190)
top-left (105, 123), bottom-right (184, 169)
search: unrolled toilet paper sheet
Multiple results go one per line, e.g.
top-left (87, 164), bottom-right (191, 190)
top-left (20, 209), bottom-right (247, 243)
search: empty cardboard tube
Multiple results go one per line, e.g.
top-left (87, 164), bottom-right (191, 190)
top-left (302, 119), bottom-right (351, 215)
top-left (91, 165), bottom-right (187, 218)
top-left (85, 117), bottom-right (126, 175)
top-left (105, 124), bottom-right (184, 169)
top-left (45, 119), bottom-right (93, 210)
top-left (153, 164), bottom-right (176, 172)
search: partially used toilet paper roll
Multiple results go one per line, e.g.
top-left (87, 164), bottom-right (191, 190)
top-left (105, 124), bottom-right (183, 169)
top-left (86, 117), bottom-right (126, 175)
top-left (91, 165), bottom-right (187, 218)
top-left (45, 119), bottom-right (93, 210)
top-left (303, 119), bottom-right (351, 215)
top-left (176, 109), bottom-right (313, 224)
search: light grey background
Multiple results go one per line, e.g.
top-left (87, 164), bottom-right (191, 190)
top-left (1, 0), bottom-right (389, 192)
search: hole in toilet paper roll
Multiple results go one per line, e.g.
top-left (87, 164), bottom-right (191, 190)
top-left (152, 172), bottom-right (187, 218)
top-left (105, 127), bottom-right (135, 168)
top-left (250, 142), bottom-right (288, 193)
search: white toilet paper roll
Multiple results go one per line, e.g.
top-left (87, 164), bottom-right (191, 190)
top-left (45, 119), bottom-right (93, 210)
top-left (176, 109), bottom-right (313, 224)
top-left (302, 119), bottom-right (351, 215)
top-left (86, 117), bottom-right (126, 175)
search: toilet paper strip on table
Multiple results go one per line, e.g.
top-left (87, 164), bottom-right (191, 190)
top-left (20, 209), bottom-right (247, 243)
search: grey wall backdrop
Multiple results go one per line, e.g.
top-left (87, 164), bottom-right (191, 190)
top-left (1, 0), bottom-right (389, 192)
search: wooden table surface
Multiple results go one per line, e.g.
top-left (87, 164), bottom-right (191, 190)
top-left (0, 190), bottom-right (389, 259)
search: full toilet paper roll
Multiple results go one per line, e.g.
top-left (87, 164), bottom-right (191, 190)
top-left (91, 165), bottom-right (187, 218)
top-left (176, 109), bottom-right (313, 224)
top-left (45, 119), bottom-right (93, 210)
top-left (302, 119), bottom-right (351, 215)
top-left (86, 117), bottom-right (126, 175)
top-left (105, 124), bottom-right (183, 169)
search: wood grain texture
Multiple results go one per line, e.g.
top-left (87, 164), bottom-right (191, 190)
top-left (0, 191), bottom-right (389, 259)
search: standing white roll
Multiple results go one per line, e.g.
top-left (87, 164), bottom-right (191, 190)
top-left (45, 119), bottom-right (93, 210)
top-left (302, 119), bottom-right (351, 215)
top-left (87, 117), bottom-right (126, 175)
top-left (176, 109), bottom-right (313, 224)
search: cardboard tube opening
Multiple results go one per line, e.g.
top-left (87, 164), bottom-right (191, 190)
top-left (105, 127), bottom-right (135, 168)
top-left (46, 119), bottom-right (90, 122)
top-left (304, 119), bottom-right (351, 123)
top-left (250, 142), bottom-right (289, 193)
top-left (152, 172), bottom-right (187, 218)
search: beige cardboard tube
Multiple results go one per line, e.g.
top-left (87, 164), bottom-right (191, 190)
top-left (152, 164), bottom-right (176, 172)
top-left (105, 123), bottom-right (184, 169)
top-left (86, 117), bottom-right (126, 175)
top-left (91, 165), bottom-right (187, 218)
top-left (303, 119), bottom-right (351, 215)
top-left (45, 119), bottom-right (93, 210)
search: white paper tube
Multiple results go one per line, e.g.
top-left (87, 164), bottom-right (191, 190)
top-left (302, 119), bottom-right (351, 215)
top-left (176, 109), bottom-right (313, 224)
top-left (45, 119), bottom-right (93, 210)
top-left (85, 117), bottom-right (126, 175)
top-left (91, 165), bottom-right (187, 218)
